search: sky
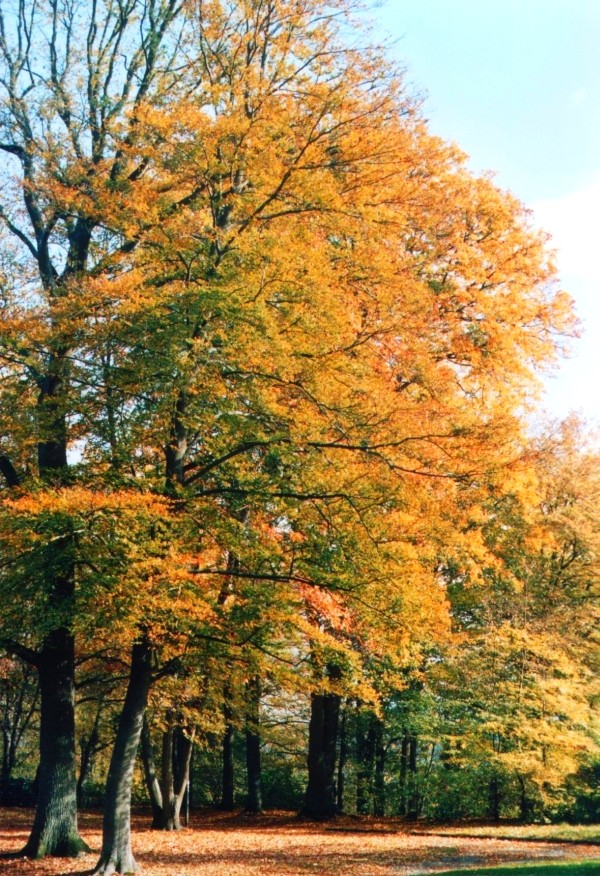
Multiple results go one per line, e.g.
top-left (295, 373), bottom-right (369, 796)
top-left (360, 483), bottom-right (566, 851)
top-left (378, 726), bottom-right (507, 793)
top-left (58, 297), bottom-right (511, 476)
top-left (371, 0), bottom-right (600, 426)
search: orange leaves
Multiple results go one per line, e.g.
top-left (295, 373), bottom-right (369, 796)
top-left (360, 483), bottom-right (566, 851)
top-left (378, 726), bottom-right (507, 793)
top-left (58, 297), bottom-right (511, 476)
top-left (3, 487), bottom-right (168, 518)
top-left (298, 582), bottom-right (353, 633)
top-left (0, 0), bottom-right (584, 751)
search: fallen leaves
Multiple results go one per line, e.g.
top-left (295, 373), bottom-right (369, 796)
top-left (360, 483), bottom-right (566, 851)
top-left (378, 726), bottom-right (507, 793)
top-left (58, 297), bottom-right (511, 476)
top-left (0, 810), bottom-right (598, 876)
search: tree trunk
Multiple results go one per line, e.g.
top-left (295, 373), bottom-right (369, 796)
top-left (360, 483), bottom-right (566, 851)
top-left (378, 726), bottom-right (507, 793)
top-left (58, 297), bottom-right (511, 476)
top-left (77, 700), bottom-right (103, 807)
top-left (406, 734), bottom-right (420, 820)
top-left (304, 690), bottom-right (340, 819)
top-left (219, 700), bottom-right (235, 811)
top-left (152, 723), bottom-right (195, 830)
top-left (355, 709), bottom-right (376, 815)
top-left (244, 676), bottom-right (262, 814)
top-left (398, 733), bottom-right (409, 817)
top-left (21, 629), bottom-right (89, 858)
top-left (336, 701), bottom-right (348, 814)
top-left (140, 717), bottom-right (163, 828)
top-left (518, 775), bottom-right (534, 822)
top-left (172, 726), bottom-right (194, 827)
top-left (20, 394), bottom-right (88, 856)
top-left (373, 717), bottom-right (386, 817)
top-left (92, 638), bottom-right (153, 876)
top-left (0, 663), bottom-right (38, 805)
top-left (488, 774), bottom-right (501, 822)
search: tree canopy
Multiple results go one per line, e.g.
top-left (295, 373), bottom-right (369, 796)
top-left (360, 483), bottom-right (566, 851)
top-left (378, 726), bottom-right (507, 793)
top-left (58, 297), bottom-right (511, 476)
top-left (0, 1), bottom-right (594, 873)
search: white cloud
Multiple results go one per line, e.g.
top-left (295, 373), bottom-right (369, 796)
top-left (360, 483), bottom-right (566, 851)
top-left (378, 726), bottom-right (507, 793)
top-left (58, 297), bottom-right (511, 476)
top-left (532, 178), bottom-right (600, 424)
top-left (533, 177), bottom-right (600, 286)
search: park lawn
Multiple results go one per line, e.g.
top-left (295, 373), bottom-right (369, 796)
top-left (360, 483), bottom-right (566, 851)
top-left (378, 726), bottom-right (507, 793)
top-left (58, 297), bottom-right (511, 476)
top-left (434, 862), bottom-right (600, 875)
top-left (425, 825), bottom-right (600, 844)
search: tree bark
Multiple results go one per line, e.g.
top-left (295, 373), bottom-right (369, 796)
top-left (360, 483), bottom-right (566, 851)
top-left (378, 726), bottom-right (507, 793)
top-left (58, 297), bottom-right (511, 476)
top-left (488, 774), bottom-right (501, 822)
top-left (77, 699), bottom-right (103, 807)
top-left (336, 701), bottom-right (348, 814)
top-left (406, 734), bottom-right (420, 820)
top-left (21, 629), bottom-right (89, 858)
top-left (398, 733), bottom-right (409, 817)
top-left (140, 717), bottom-right (164, 828)
top-left (154, 723), bottom-right (195, 830)
top-left (373, 717), bottom-right (386, 817)
top-left (355, 709), bottom-right (376, 815)
top-left (304, 690), bottom-right (340, 819)
top-left (219, 700), bottom-right (235, 811)
top-left (93, 639), bottom-right (153, 876)
top-left (244, 676), bottom-right (262, 814)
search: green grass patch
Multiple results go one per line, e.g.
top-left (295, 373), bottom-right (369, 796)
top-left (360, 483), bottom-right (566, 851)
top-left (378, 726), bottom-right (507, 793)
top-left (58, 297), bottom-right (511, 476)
top-left (432, 862), bottom-right (600, 876)
top-left (432, 824), bottom-right (600, 844)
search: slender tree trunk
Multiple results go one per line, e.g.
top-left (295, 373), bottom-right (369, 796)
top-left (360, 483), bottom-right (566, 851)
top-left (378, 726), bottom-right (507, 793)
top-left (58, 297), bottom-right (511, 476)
top-left (93, 638), bottom-right (153, 876)
top-left (21, 629), bottom-right (89, 858)
top-left (77, 700), bottom-right (103, 807)
top-left (518, 775), bottom-right (534, 822)
top-left (1, 678), bottom-right (34, 803)
top-left (157, 725), bottom-right (177, 829)
top-left (152, 723), bottom-right (195, 830)
top-left (172, 726), bottom-right (195, 827)
top-left (140, 717), bottom-right (163, 828)
top-left (398, 733), bottom-right (409, 817)
top-left (219, 700), bottom-right (235, 811)
top-left (373, 717), bottom-right (386, 817)
top-left (356, 710), bottom-right (376, 815)
top-left (304, 691), bottom-right (340, 819)
top-left (407, 734), bottom-right (419, 820)
top-left (336, 701), bottom-right (348, 814)
top-left (244, 677), bottom-right (262, 814)
top-left (0, 663), bottom-right (38, 804)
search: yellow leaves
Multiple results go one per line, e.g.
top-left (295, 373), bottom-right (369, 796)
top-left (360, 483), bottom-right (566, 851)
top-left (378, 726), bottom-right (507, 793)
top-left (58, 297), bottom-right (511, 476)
top-left (3, 487), bottom-right (168, 519)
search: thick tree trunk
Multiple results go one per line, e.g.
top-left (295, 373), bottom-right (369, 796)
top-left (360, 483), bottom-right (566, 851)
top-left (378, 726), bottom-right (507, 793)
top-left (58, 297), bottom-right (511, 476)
top-left (518, 775), bottom-right (534, 822)
top-left (21, 629), bottom-right (88, 858)
top-left (93, 639), bottom-right (153, 876)
top-left (488, 774), bottom-right (501, 822)
top-left (304, 690), bottom-right (340, 819)
top-left (244, 677), bottom-right (262, 814)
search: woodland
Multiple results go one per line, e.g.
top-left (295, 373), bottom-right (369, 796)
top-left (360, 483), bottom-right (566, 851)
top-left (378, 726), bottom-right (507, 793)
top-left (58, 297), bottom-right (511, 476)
top-left (0, 1), bottom-right (597, 875)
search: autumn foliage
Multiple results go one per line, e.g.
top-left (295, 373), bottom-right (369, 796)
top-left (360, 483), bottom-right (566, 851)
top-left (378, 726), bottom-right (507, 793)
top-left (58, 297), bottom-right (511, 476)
top-left (0, 1), bottom-right (596, 874)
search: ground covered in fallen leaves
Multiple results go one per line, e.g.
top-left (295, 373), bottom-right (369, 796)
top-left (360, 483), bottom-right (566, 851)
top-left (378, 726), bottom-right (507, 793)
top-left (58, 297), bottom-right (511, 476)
top-left (0, 810), bottom-right (598, 876)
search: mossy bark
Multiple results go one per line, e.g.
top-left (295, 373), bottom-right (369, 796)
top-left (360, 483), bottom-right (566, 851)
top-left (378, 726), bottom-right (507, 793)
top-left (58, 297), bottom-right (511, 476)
top-left (21, 629), bottom-right (88, 859)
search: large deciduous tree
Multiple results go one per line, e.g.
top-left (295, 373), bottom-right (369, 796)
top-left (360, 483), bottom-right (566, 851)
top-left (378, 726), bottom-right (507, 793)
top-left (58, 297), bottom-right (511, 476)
top-left (0, 0), bottom-right (576, 867)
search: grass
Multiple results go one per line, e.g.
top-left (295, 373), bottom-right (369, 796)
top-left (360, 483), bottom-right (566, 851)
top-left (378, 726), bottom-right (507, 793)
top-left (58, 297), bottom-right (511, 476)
top-left (426, 824), bottom-right (600, 844)
top-left (433, 863), bottom-right (600, 876)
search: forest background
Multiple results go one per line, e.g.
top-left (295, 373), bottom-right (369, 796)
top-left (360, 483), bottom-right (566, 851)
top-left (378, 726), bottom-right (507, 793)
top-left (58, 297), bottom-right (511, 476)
top-left (0, 2), bottom-right (597, 875)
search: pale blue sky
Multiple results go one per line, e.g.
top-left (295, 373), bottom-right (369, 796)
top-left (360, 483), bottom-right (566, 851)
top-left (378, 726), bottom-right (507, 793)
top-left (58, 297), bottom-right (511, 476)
top-left (372, 0), bottom-right (600, 425)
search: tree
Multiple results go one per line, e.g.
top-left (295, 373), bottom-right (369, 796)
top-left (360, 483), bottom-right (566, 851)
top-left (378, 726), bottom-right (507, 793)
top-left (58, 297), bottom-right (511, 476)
top-left (431, 420), bottom-right (599, 820)
top-left (0, 0), bottom-right (575, 866)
